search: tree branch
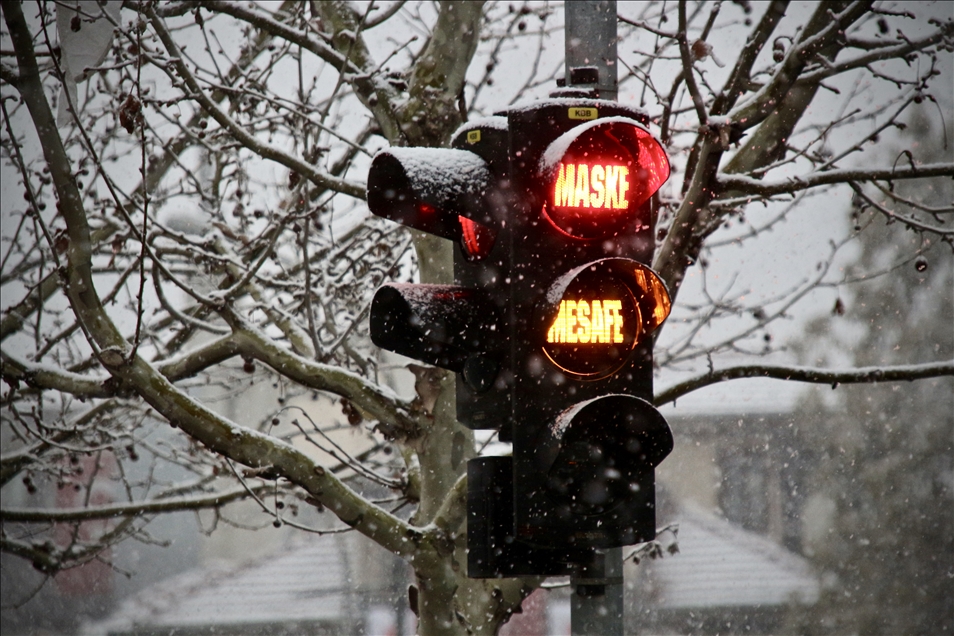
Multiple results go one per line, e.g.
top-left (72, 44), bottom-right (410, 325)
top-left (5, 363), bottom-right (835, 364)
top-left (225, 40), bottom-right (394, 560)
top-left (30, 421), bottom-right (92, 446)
top-left (718, 163), bottom-right (954, 197)
top-left (229, 316), bottom-right (423, 440)
top-left (428, 472), bottom-right (468, 536)
top-left (4, 0), bottom-right (418, 561)
top-left (676, 1), bottom-right (708, 125)
top-left (1, 484), bottom-right (274, 523)
top-left (198, 1), bottom-right (352, 70)
top-left (314, 1), bottom-right (406, 144)
top-left (2, 335), bottom-right (242, 399)
top-left (711, 0), bottom-right (789, 116)
top-left (398, 0), bottom-right (485, 146)
top-left (364, 0), bottom-right (409, 29)
top-left (849, 181), bottom-right (954, 236)
top-left (655, 360), bottom-right (954, 407)
top-left (727, 2), bottom-right (873, 132)
top-left (145, 6), bottom-right (365, 199)
top-left (799, 21), bottom-right (954, 85)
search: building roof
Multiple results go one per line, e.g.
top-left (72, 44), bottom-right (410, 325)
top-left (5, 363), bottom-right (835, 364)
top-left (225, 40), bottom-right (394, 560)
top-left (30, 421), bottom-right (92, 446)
top-left (85, 534), bottom-right (354, 635)
top-left (88, 504), bottom-right (820, 634)
top-left (642, 502), bottom-right (820, 610)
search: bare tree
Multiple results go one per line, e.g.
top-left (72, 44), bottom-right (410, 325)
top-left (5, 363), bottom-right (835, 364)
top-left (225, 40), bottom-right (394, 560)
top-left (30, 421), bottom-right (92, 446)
top-left (1, 2), bottom-right (952, 634)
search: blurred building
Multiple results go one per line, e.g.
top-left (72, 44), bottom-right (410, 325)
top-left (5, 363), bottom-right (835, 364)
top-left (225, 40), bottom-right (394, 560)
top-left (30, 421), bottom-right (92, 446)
top-left (83, 533), bottom-right (383, 636)
top-left (81, 388), bottom-right (826, 636)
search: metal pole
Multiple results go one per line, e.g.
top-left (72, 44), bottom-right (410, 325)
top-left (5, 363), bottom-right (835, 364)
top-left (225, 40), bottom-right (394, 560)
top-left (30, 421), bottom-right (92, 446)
top-left (564, 0), bottom-right (618, 100)
top-left (565, 3), bottom-right (625, 633)
top-left (571, 548), bottom-right (624, 636)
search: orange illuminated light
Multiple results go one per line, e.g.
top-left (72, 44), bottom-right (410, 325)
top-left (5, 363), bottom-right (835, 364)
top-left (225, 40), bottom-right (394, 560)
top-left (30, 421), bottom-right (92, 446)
top-left (553, 163), bottom-right (631, 210)
top-left (632, 267), bottom-right (671, 327)
top-left (546, 299), bottom-right (625, 344)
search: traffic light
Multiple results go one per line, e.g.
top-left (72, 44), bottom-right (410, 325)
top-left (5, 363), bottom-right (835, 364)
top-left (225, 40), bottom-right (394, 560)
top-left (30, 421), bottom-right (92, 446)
top-left (506, 101), bottom-right (674, 552)
top-left (367, 98), bottom-right (674, 576)
top-left (367, 119), bottom-right (512, 431)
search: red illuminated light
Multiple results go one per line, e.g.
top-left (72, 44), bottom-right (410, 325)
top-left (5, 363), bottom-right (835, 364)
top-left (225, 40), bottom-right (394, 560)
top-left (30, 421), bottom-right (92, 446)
top-left (541, 119), bottom-right (670, 240)
top-left (553, 164), bottom-right (631, 210)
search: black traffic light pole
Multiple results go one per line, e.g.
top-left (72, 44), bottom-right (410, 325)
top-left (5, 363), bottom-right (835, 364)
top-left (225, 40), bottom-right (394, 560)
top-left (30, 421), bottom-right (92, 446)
top-left (565, 4), bottom-right (624, 635)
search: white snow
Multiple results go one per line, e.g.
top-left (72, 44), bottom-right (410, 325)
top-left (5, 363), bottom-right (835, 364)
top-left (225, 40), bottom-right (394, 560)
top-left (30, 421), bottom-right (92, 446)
top-left (452, 115), bottom-right (509, 140)
top-left (383, 147), bottom-right (491, 203)
top-left (504, 97), bottom-right (648, 120)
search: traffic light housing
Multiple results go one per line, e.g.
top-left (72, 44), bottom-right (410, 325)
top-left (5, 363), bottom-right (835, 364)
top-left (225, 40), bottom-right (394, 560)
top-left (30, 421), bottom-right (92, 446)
top-left (367, 120), bottom-right (512, 431)
top-left (506, 101), bottom-right (673, 552)
top-left (367, 98), bottom-right (674, 576)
